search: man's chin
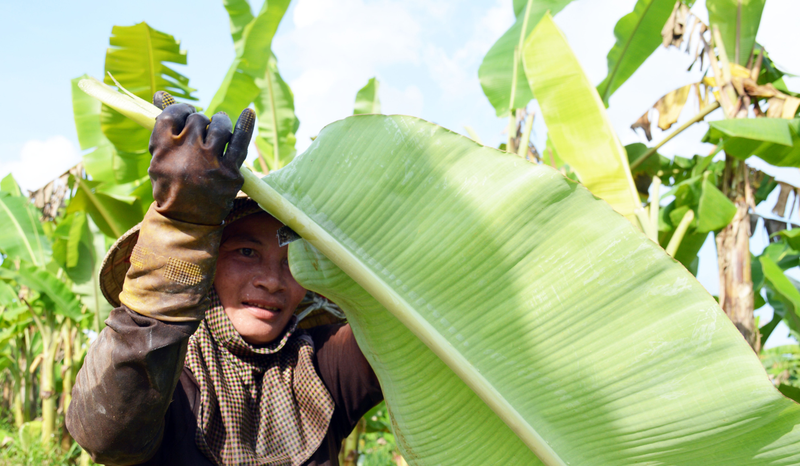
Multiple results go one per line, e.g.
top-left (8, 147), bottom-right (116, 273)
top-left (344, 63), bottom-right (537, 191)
top-left (226, 307), bottom-right (287, 345)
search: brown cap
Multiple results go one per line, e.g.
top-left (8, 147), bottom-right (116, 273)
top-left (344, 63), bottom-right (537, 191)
top-left (98, 194), bottom-right (344, 328)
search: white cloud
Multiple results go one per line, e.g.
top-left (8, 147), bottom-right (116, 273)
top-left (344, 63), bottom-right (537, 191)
top-left (0, 136), bottom-right (80, 193)
top-left (381, 83), bottom-right (424, 117)
top-left (423, 0), bottom-right (513, 99)
top-left (275, 0), bottom-right (426, 151)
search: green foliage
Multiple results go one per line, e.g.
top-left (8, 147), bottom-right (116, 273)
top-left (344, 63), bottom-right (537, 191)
top-left (253, 53), bottom-right (300, 172)
top-left (761, 342), bottom-right (800, 403)
top-left (51, 212), bottom-right (94, 285)
top-left (212, 0), bottom-right (298, 173)
top-left (522, 14), bottom-right (640, 221)
top-left (0, 190), bottom-right (51, 267)
top-left (704, 119), bottom-right (800, 167)
top-left (5, 1), bottom-right (800, 463)
top-left (0, 418), bottom-right (92, 466)
top-left (357, 402), bottom-right (401, 466)
top-left (258, 113), bottom-right (800, 464)
top-left (596, 0), bottom-right (676, 105)
top-left (707, 0), bottom-right (766, 65)
top-left (66, 178), bottom-right (143, 239)
top-left (0, 264), bottom-right (85, 322)
top-left (206, 0), bottom-right (291, 116)
top-left (101, 23), bottom-right (196, 154)
top-left (354, 78), bottom-right (382, 115)
top-left (478, 0), bottom-right (575, 116)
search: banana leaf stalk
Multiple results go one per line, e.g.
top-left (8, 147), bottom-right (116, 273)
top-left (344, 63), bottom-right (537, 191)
top-left (79, 77), bottom-right (800, 465)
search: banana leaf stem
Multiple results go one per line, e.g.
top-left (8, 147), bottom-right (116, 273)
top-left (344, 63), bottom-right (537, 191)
top-left (517, 111), bottom-right (535, 159)
top-left (649, 175), bottom-right (661, 237)
top-left (666, 209), bottom-right (695, 257)
top-left (507, 47), bottom-right (519, 152)
top-left (630, 101), bottom-right (720, 171)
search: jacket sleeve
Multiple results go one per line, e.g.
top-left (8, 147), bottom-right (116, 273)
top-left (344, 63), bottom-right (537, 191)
top-left (66, 204), bottom-right (223, 465)
top-left (66, 308), bottom-right (198, 465)
top-left (310, 323), bottom-right (384, 442)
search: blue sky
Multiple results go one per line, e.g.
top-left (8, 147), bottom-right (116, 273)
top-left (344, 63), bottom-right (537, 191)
top-left (2, 0), bottom-right (800, 347)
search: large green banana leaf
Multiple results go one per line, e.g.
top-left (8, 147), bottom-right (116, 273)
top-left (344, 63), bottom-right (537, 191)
top-left (212, 0), bottom-right (297, 173)
top-left (354, 78), bottom-right (381, 115)
top-left (67, 178), bottom-right (142, 239)
top-left (707, 0), bottom-right (767, 65)
top-left (223, 0), bottom-right (255, 56)
top-left (82, 79), bottom-right (800, 465)
top-left (0, 264), bottom-right (84, 322)
top-left (760, 255), bottom-right (800, 336)
top-left (206, 0), bottom-right (290, 117)
top-left (253, 53), bottom-right (300, 172)
top-left (478, 0), bottom-right (574, 116)
top-left (523, 14), bottom-right (641, 222)
top-left (51, 212), bottom-right (94, 285)
top-left (72, 220), bottom-right (113, 332)
top-left (703, 118), bottom-right (800, 167)
top-left (101, 23), bottom-right (196, 154)
top-left (596, 0), bottom-right (676, 106)
top-left (265, 115), bottom-right (800, 465)
top-left (73, 76), bottom-right (150, 185)
top-left (0, 181), bottom-right (50, 267)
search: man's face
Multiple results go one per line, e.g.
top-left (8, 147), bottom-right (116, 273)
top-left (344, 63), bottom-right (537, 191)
top-left (213, 212), bottom-right (306, 345)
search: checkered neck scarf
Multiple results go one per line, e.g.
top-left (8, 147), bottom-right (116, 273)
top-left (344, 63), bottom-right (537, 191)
top-left (185, 291), bottom-right (335, 466)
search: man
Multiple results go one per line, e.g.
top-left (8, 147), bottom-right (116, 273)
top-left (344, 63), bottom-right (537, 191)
top-left (66, 93), bottom-right (383, 466)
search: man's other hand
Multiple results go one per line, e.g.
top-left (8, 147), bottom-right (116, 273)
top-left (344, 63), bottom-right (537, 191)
top-left (148, 91), bottom-right (255, 226)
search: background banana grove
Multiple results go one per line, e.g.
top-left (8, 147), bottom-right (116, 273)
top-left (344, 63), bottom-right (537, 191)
top-left (1, 0), bottom-right (800, 464)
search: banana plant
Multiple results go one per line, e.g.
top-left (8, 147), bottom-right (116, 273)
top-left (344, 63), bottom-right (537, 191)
top-left (209, 0), bottom-right (297, 173)
top-left (82, 70), bottom-right (800, 465)
top-left (707, 0), bottom-right (766, 65)
top-left (596, 0), bottom-right (677, 106)
top-left (521, 14), bottom-right (643, 227)
top-left (354, 78), bottom-right (382, 115)
top-left (478, 0), bottom-right (575, 117)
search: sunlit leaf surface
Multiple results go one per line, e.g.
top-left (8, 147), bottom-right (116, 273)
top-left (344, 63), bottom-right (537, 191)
top-left (522, 14), bottom-right (641, 221)
top-left (255, 114), bottom-right (800, 465)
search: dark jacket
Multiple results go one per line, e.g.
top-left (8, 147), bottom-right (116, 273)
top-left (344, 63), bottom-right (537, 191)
top-left (66, 306), bottom-right (383, 466)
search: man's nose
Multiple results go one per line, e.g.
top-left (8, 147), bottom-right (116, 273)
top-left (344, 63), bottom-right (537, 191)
top-left (252, 261), bottom-right (284, 292)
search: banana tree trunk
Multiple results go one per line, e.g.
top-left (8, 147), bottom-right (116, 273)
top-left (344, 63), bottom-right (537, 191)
top-left (61, 322), bottom-right (74, 416)
top-left (339, 417), bottom-right (364, 466)
top-left (716, 157), bottom-right (757, 350)
top-left (12, 371), bottom-right (24, 428)
top-left (40, 330), bottom-right (59, 445)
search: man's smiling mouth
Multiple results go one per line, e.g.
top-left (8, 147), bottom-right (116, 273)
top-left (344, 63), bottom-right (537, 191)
top-left (242, 301), bottom-right (281, 313)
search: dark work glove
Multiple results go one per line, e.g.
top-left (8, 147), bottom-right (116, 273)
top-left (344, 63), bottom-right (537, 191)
top-left (148, 91), bottom-right (255, 225)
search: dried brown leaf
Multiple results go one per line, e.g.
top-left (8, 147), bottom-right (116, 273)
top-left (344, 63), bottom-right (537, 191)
top-left (631, 110), bottom-right (653, 141)
top-left (655, 84), bottom-right (693, 130)
top-left (742, 79), bottom-right (780, 99)
top-left (767, 96), bottom-right (785, 119)
top-left (29, 163), bottom-right (82, 221)
top-left (782, 96), bottom-right (800, 119)
top-left (661, 2), bottom-right (691, 48)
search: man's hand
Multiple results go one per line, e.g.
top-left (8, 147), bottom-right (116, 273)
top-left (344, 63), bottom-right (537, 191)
top-left (148, 91), bottom-right (255, 225)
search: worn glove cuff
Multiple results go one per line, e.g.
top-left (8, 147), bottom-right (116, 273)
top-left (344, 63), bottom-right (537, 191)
top-left (119, 203), bottom-right (223, 322)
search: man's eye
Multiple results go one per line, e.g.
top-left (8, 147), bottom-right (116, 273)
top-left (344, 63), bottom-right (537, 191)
top-left (239, 248), bottom-right (255, 257)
